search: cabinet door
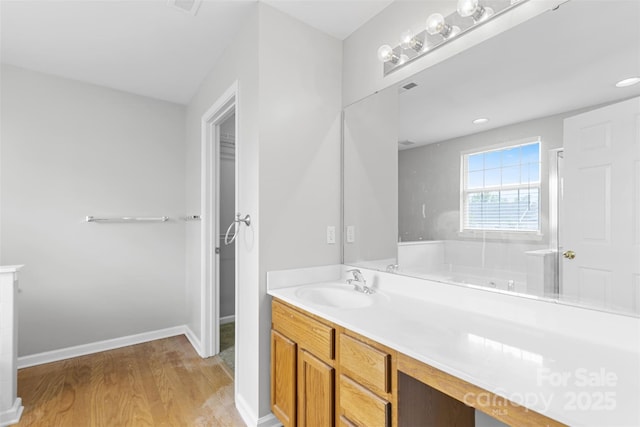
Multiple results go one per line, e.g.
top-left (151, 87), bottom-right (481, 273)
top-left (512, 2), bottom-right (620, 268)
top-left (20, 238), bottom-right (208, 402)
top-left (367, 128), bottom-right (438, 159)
top-left (299, 350), bottom-right (335, 427)
top-left (271, 330), bottom-right (297, 427)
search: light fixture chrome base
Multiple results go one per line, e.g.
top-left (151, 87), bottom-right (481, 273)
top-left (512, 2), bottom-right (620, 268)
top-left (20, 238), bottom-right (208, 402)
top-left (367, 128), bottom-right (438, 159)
top-left (383, 0), bottom-right (529, 76)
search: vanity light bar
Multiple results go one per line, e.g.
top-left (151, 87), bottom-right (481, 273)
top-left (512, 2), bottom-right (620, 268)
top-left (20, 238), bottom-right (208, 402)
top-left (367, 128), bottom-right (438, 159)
top-left (379, 0), bottom-right (530, 76)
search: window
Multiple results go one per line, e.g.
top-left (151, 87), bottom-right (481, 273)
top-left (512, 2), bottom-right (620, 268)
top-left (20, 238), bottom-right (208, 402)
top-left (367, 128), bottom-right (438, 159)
top-left (461, 139), bottom-right (541, 234)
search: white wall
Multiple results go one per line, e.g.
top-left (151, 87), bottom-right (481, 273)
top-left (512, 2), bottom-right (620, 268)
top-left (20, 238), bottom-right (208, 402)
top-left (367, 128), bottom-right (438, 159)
top-left (185, 4), bottom-right (342, 423)
top-left (257, 3), bottom-right (342, 417)
top-left (342, 0), bottom-right (564, 106)
top-left (343, 85), bottom-right (398, 264)
top-left (0, 64), bottom-right (186, 356)
top-left (184, 5), bottom-right (261, 421)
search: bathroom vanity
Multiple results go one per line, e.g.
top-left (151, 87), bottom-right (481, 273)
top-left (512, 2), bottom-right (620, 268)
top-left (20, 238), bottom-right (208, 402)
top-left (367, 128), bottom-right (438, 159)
top-left (0, 266), bottom-right (23, 427)
top-left (268, 266), bottom-right (640, 427)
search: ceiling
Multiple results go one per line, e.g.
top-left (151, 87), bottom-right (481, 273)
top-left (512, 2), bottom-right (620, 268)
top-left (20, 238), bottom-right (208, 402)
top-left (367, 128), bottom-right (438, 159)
top-left (263, 0), bottom-right (393, 40)
top-left (397, 0), bottom-right (640, 148)
top-left (0, 0), bottom-right (392, 105)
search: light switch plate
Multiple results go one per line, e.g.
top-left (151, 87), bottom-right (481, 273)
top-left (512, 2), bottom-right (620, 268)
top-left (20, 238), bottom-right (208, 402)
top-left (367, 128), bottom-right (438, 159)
top-left (346, 225), bottom-right (355, 243)
top-left (327, 226), bottom-right (336, 244)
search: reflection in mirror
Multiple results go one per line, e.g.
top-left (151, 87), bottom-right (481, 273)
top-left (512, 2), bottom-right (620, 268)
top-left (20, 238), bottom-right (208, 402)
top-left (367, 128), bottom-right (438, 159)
top-left (343, 0), bottom-right (640, 316)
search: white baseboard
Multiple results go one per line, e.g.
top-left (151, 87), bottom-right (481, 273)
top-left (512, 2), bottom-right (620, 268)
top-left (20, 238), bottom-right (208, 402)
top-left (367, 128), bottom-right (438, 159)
top-left (220, 315), bottom-right (236, 325)
top-left (183, 325), bottom-right (204, 357)
top-left (17, 326), bottom-right (188, 369)
top-left (236, 394), bottom-right (257, 427)
top-left (0, 398), bottom-right (23, 427)
top-left (257, 413), bottom-right (281, 427)
top-left (236, 394), bottom-right (280, 427)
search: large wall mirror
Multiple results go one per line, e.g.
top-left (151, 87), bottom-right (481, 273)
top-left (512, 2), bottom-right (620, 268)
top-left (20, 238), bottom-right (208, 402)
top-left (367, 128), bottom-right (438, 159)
top-left (343, 0), bottom-right (640, 317)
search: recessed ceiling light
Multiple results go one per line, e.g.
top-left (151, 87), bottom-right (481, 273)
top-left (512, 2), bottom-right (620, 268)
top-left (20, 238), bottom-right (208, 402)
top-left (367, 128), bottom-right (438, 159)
top-left (472, 118), bottom-right (489, 124)
top-left (615, 77), bottom-right (640, 88)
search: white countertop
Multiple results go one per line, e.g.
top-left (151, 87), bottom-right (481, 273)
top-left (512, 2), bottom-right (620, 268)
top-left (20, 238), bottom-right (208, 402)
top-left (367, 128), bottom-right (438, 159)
top-left (267, 265), bottom-right (640, 427)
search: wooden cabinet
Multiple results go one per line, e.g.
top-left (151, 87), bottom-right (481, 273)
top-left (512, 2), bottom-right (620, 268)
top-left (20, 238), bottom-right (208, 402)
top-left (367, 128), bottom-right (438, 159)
top-left (339, 333), bottom-right (391, 396)
top-left (338, 333), bottom-right (393, 427)
top-left (298, 350), bottom-right (334, 427)
top-left (272, 299), bottom-right (334, 360)
top-left (271, 330), bottom-right (297, 427)
top-left (271, 300), bottom-right (336, 427)
top-left (271, 296), bottom-right (565, 427)
top-left (339, 374), bottom-right (391, 427)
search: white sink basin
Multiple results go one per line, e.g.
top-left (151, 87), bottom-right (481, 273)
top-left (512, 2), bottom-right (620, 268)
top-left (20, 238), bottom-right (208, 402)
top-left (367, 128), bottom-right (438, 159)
top-left (294, 283), bottom-right (382, 309)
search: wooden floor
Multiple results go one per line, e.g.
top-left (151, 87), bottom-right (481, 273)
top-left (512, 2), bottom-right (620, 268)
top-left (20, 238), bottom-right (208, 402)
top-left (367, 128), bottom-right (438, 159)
top-left (15, 335), bottom-right (246, 426)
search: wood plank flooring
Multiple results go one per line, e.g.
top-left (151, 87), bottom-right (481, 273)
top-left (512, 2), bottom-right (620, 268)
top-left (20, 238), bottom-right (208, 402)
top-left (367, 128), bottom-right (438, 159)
top-left (15, 335), bottom-right (245, 426)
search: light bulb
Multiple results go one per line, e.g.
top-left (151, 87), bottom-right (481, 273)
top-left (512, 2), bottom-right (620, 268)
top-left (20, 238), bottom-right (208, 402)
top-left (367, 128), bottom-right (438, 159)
top-left (400, 29), bottom-right (424, 52)
top-left (400, 30), bottom-right (413, 49)
top-left (426, 13), bottom-right (446, 35)
top-left (426, 13), bottom-right (459, 38)
top-left (377, 44), bottom-right (394, 62)
top-left (457, 0), bottom-right (479, 17)
top-left (457, 0), bottom-right (494, 22)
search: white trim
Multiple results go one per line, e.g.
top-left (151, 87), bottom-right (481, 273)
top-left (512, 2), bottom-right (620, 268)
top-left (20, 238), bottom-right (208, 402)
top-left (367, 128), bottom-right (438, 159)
top-left (200, 81), bottom-right (238, 359)
top-left (183, 325), bottom-right (204, 357)
top-left (220, 314), bottom-right (236, 325)
top-left (236, 394), bottom-right (279, 427)
top-left (457, 229), bottom-right (544, 241)
top-left (17, 326), bottom-right (187, 369)
top-left (548, 148), bottom-right (563, 249)
top-left (235, 393), bottom-right (256, 427)
top-left (232, 84), bottom-right (241, 402)
top-left (0, 398), bottom-right (23, 427)
top-left (257, 413), bottom-right (281, 427)
top-left (459, 135), bottom-right (542, 156)
top-left (460, 136), bottom-right (542, 234)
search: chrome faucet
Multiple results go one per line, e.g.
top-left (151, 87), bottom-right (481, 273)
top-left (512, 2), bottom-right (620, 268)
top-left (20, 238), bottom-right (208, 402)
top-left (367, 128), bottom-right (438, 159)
top-left (347, 269), bottom-right (373, 294)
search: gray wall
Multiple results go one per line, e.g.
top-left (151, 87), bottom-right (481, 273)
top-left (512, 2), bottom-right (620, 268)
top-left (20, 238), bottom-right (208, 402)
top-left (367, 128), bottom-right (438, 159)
top-left (1, 64), bottom-right (187, 356)
top-left (399, 112), bottom-right (569, 244)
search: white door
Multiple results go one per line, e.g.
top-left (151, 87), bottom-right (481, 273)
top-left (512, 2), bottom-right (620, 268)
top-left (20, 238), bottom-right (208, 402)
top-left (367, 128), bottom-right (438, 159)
top-left (561, 96), bottom-right (640, 314)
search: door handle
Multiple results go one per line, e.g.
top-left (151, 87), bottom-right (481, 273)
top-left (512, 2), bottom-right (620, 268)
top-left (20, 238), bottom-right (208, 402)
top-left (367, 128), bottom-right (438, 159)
top-left (224, 213), bottom-right (252, 245)
top-left (563, 250), bottom-right (576, 260)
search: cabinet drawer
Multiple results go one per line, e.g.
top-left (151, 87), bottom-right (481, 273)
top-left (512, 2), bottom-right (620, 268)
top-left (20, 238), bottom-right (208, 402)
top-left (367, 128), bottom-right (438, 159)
top-left (339, 375), bottom-right (390, 427)
top-left (272, 300), bottom-right (335, 361)
top-left (339, 333), bottom-right (390, 395)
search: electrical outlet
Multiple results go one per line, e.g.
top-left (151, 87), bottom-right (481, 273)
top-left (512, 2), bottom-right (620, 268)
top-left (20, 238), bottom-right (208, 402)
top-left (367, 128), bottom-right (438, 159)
top-left (326, 226), bottom-right (336, 244)
top-left (346, 225), bottom-right (355, 243)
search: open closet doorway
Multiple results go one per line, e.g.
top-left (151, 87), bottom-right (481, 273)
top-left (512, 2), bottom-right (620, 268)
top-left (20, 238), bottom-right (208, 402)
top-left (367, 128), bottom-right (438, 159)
top-left (200, 82), bottom-right (238, 375)
top-left (218, 113), bottom-right (236, 372)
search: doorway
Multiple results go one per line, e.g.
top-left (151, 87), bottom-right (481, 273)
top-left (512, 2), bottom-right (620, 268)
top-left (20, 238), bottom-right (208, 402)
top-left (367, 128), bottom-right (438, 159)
top-left (200, 82), bottom-right (238, 368)
top-left (218, 113), bottom-right (236, 372)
